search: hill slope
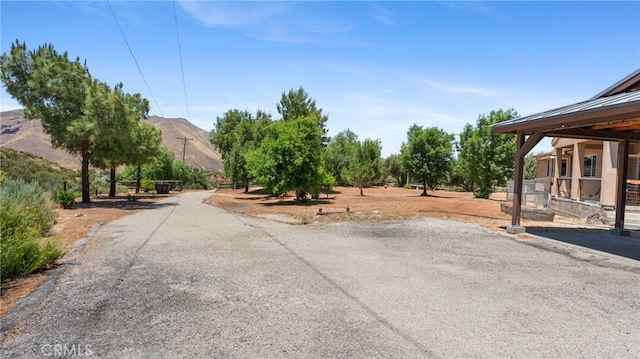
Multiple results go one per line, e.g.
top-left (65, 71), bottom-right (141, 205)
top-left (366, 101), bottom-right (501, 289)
top-left (0, 110), bottom-right (222, 171)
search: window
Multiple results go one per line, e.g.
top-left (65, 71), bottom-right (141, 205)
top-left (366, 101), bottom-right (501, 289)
top-left (583, 155), bottom-right (597, 177)
top-left (560, 159), bottom-right (568, 177)
top-left (547, 158), bottom-right (555, 177)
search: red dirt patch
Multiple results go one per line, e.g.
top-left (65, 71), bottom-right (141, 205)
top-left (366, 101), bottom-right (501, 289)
top-left (205, 186), bottom-right (585, 230)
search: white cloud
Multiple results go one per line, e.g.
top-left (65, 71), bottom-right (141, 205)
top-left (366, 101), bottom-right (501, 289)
top-left (436, 1), bottom-right (493, 16)
top-left (368, 3), bottom-right (396, 26)
top-left (178, 1), bottom-right (285, 28)
top-left (412, 77), bottom-right (497, 96)
top-left (178, 1), bottom-right (364, 46)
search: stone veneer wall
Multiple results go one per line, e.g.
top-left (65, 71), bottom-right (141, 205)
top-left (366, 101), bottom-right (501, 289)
top-left (549, 197), bottom-right (603, 219)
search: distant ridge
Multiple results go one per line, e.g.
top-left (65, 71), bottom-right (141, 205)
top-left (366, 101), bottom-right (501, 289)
top-left (0, 109), bottom-right (222, 171)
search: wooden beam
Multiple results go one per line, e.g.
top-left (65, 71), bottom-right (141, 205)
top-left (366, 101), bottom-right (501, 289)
top-left (606, 124), bottom-right (640, 132)
top-left (544, 129), bottom-right (640, 142)
top-left (511, 133), bottom-right (526, 227)
top-left (593, 119), bottom-right (640, 130)
top-left (517, 132), bottom-right (545, 157)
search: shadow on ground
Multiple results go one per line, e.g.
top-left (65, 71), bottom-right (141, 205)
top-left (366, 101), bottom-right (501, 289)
top-left (72, 195), bottom-right (177, 211)
top-left (524, 227), bottom-right (640, 261)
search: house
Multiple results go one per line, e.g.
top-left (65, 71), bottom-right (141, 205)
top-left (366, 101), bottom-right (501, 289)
top-left (492, 68), bottom-right (640, 233)
top-left (533, 139), bottom-right (640, 221)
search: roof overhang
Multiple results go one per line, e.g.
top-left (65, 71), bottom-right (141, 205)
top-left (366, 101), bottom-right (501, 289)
top-left (492, 91), bottom-right (640, 142)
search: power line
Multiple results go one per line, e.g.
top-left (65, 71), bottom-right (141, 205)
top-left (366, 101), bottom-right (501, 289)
top-left (173, 0), bottom-right (191, 122)
top-left (106, 0), bottom-right (164, 117)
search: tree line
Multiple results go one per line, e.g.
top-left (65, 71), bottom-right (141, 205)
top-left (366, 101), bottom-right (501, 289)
top-left (211, 88), bottom-right (523, 199)
top-left (1, 41), bottom-right (166, 202)
top-left (0, 41), bottom-right (217, 202)
top-left (2, 40), bottom-right (529, 203)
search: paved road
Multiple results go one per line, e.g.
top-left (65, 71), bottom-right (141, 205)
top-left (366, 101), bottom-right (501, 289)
top-left (2, 191), bottom-right (639, 358)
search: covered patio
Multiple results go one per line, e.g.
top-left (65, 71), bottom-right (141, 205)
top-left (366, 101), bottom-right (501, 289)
top-left (492, 68), bottom-right (640, 234)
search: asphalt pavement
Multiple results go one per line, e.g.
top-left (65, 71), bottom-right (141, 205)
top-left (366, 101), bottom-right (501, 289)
top-left (2, 191), bottom-right (639, 358)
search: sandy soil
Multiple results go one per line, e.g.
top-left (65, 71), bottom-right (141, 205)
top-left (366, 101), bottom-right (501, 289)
top-left (205, 185), bottom-right (585, 231)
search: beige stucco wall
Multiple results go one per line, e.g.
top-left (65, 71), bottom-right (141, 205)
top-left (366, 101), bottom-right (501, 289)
top-left (535, 158), bottom-right (550, 179)
top-left (601, 142), bottom-right (618, 206)
top-left (536, 139), bottom-right (640, 208)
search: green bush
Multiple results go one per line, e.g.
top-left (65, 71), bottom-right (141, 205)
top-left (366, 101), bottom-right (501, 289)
top-left (90, 173), bottom-right (109, 195)
top-left (141, 179), bottom-right (155, 192)
top-left (473, 187), bottom-right (493, 199)
top-left (1, 233), bottom-right (63, 278)
top-left (57, 190), bottom-right (76, 209)
top-left (1, 179), bottom-right (63, 278)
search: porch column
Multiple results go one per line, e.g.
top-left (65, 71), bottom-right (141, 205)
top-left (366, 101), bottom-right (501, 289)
top-left (507, 132), bottom-right (544, 234)
top-left (601, 141), bottom-right (618, 207)
top-left (552, 147), bottom-right (562, 197)
top-left (571, 142), bottom-right (585, 200)
top-left (510, 133), bottom-right (526, 229)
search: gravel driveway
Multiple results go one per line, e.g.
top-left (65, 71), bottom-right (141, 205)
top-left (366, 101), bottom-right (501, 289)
top-left (2, 191), bottom-right (639, 358)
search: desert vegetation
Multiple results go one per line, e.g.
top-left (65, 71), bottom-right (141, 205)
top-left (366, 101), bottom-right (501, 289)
top-left (0, 176), bottom-right (63, 279)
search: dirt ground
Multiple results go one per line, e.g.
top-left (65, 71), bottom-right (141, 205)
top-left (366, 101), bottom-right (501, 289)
top-left (1, 186), bottom-right (590, 321)
top-left (206, 185), bottom-right (586, 231)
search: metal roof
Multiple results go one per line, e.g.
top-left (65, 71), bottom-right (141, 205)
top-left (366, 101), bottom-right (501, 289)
top-left (591, 68), bottom-right (640, 99)
top-left (491, 69), bottom-right (640, 142)
top-left (492, 90), bottom-right (640, 131)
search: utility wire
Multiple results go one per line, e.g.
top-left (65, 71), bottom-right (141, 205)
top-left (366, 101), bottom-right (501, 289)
top-left (173, 0), bottom-right (191, 122)
top-left (106, 0), bottom-right (164, 117)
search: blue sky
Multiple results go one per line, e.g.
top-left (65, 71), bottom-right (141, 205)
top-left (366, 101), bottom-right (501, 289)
top-left (1, 1), bottom-right (639, 157)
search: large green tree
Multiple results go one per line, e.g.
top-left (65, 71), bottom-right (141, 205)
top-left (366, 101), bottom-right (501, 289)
top-left (1, 41), bottom-right (95, 202)
top-left (246, 117), bottom-right (323, 200)
top-left (342, 138), bottom-right (382, 196)
top-left (90, 83), bottom-right (150, 197)
top-left (400, 125), bottom-right (454, 196)
top-left (244, 87), bottom-right (328, 200)
top-left (277, 87), bottom-right (329, 145)
top-left (323, 129), bottom-right (359, 184)
top-left (210, 109), bottom-right (271, 191)
top-left (125, 122), bottom-right (162, 194)
top-left (384, 154), bottom-right (405, 187)
top-left (456, 109), bottom-right (518, 198)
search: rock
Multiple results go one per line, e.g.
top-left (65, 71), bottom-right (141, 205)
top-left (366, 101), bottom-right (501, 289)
top-left (586, 212), bottom-right (610, 225)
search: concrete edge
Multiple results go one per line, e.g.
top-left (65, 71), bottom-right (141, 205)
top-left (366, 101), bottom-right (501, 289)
top-left (1, 223), bottom-right (106, 334)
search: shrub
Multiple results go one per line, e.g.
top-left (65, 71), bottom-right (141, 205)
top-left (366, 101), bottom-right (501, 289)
top-left (90, 174), bottom-right (109, 195)
top-left (473, 187), bottom-right (493, 199)
top-left (1, 234), bottom-right (63, 278)
top-left (57, 190), bottom-right (76, 209)
top-left (141, 179), bottom-right (155, 192)
top-left (0, 179), bottom-right (63, 278)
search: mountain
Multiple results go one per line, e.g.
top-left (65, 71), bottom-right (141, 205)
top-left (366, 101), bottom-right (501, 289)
top-left (0, 110), bottom-right (222, 171)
